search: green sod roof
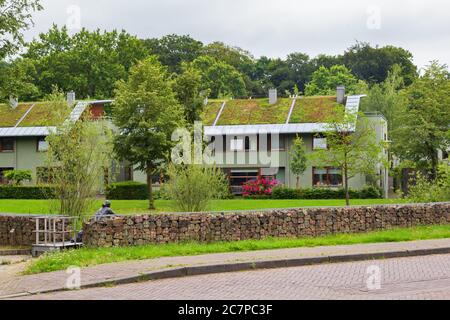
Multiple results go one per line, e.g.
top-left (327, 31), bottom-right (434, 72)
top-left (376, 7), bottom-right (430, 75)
top-left (202, 96), bottom-right (343, 126)
top-left (0, 101), bottom-right (71, 127)
top-left (289, 96), bottom-right (342, 124)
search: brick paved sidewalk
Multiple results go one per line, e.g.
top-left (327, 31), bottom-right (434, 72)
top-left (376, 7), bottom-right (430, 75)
top-left (1, 238), bottom-right (450, 299)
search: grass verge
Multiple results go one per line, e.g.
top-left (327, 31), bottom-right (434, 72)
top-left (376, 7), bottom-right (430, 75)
top-left (25, 224), bottom-right (450, 274)
top-left (0, 198), bottom-right (409, 215)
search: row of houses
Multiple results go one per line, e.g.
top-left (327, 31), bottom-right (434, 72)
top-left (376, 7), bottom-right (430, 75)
top-left (0, 87), bottom-right (389, 197)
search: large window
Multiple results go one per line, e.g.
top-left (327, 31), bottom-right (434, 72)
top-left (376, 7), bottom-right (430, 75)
top-left (228, 169), bottom-right (259, 194)
top-left (0, 138), bottom-right (14, 152)
top-left (313, 167), bottom-right (343, 187)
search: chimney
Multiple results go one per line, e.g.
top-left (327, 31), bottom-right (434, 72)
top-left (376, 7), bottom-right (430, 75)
top-left (67, 91), bottom-right (76, 106)
top-left (269, 88), bottom-right (277, 105)
top-left (9, 96), bottom-right (18, 109)
top-left (337, 86), bottom-right (345, 104)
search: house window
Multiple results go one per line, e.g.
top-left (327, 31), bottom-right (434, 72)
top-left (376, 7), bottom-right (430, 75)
top-left (0, 138), bottom-right (14, 152)
top-left (313, 167), bottom-right (343, 187)
top-left (0, 168), bottom-right (14, 184)
top-left (313, 135), bottom-right (327, 150)
top-left (228, 169), bottom-right (259, 194)
top-left (37, 138), bottom-right (49, 152)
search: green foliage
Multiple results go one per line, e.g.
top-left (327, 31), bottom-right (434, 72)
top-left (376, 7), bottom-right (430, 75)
top-left (0, 185), bottom-right (54, 199)
top-left (3, 170), bottom-right (32, 185)
top-left (343, 42), bottom-right (417, 85)
top-left (392, 62), bottom-right (450, 178)
top-left (112, 56), bottom-right (185, 209)
top-left (106, 182), bottom-right (148, 200)
top-left (22, 25), bottom-right (150, 99)
top-left (361, 64), bottom-right (408, 132)
top-left (290, 135), bottom-right (307, 188)
top-left (0, 58), bottom-right (40, 101)
top-left (172, 62), bottom-right (205, 124)
top-left (46, 119), bottom-right (113, 220)
top-left (0, 0), bottom-right (43, 58)
top-left (407, 165), bottom-right (450, 203)
top-left (308, 109), bottom-right (386, 205)
top-left (272, 185), bottom-right (382, 200)
top-left (305, 65), bottom-right (367, 96)
top-left (164, 164), bottom-right (229, 212)
top-left (192, 55), bottom-right (247, 99)
top-left (143, 34), bottom-right (203, 73)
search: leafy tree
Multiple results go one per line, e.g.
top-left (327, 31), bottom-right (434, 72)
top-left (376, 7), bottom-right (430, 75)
top-left (46, 117), bottom-right (113, 222)
top-left (305, 65), bottom-right (367, 96)
top-left (0, 0), bottom-right (42, 58)
top-left (23, 25), bottom-right (150, 99)
top-left (0, 58), bottom-right (40, 101)
top-left (361, 64), bottom-right (408, 132)
top-left (343, 42), bottom-right (417, 85)
top-left (290, 135), bottom-right (308, 189)
top-left (172, 62), bottom-right (205, 124)
top-left (406, 165), bottom-right (450, 203)
top-left (308, 108), bottom-right (385, 205)
top-left (392, 62), bottom-right (450, 178)
top-left (143, 34), bottom-right (203, 73)
top-left (192, 56), bottom-right (247, 98)
top-left (112, 57), bottom-right (185, 209)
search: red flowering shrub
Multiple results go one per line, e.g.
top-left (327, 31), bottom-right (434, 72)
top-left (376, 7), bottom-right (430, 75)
top-left (242, 176), bottom-right (279, 197)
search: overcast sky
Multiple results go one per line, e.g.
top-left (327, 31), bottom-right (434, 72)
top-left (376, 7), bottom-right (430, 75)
top-left (25, 0), bottom-right (450, 69)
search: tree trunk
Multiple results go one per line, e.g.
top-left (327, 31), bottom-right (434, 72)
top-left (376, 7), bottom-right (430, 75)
top-left (146, 163), bottom-right (155, 210)
top-left (296, 176), bottom-right (300, 189)
top-left (344, 166), bottom-right (350, 206)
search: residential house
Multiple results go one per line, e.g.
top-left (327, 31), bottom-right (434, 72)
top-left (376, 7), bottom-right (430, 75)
top-left (202, 87), bottom-right (389, 197)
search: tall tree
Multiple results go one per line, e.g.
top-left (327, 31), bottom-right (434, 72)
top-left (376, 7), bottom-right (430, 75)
top-left (173, 62), bottom-right (205, 124)
top-left (308, 108), bottom-right (385, 205)
top-left (305, 65), bottom-right (367, 96)
top-left (392, 61), bottom-right (450, 178)
top-left (0, 0), bottom-right (42, 58)
top-left (290, 135), bottom-right (308, 189)
top-left (143, 34), bottom-right (203, 73)
top-left (192, 55), bottom-right (247, 99)
top-left (343, 42), bottom-right (417, 85)
top-left (113, 57), bottom-right (185, 209)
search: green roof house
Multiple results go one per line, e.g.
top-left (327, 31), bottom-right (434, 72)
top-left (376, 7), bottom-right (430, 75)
top-left (202, 87), bottom-right (389, 196)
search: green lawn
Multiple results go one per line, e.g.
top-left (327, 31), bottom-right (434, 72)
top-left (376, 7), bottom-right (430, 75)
top-left (25, 224), bottom-right (450, 274)
top-left (0, 198), bottom-right (409, 215)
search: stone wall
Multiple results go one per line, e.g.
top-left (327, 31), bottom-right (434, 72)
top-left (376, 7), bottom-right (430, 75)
top-left (0, 214), bottom-right (73, 246)
top-left (83, 203), bottom-right (450, 247)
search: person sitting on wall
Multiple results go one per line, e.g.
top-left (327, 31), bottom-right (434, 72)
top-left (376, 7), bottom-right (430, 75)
top-left (73, 200), bottom-right (117, 243)
top-left (94, 200), bottom-right (116, 221)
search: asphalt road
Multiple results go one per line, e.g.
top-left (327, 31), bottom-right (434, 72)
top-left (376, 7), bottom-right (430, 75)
top-left (17, 253), bottom-right (450, 300)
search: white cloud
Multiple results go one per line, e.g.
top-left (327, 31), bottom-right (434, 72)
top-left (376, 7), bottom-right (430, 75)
top-left (26, 0), bottom-right (450, 68)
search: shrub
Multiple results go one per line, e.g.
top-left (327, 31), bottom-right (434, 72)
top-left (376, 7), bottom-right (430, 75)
top-left (164, 164), bottom-right (229, 212)
top-left (407, 165), bottom-right (450, 203)
top-left (271, 185), bottom-right (382, 200)
top-left (106, 182), bottom-right (148, 200)
top-left (243, 176), bottom-right (279, 198)
top-left (0, 186), bottom-right (55, 199)
top-left (3, 170), bottom-right (32, 185)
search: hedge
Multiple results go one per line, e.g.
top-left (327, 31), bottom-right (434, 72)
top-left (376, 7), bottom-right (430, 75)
top-left (0, 186), bottom-right (55, 199)
top-left (106, 182), bottom-right (149, 200)
top-left (272, 186), bottom-right (382, 200)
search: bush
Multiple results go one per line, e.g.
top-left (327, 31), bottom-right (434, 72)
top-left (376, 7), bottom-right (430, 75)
top-left (106, 182), bottom-right (149, 200)
top-left (164, 164), bottom-right (229, 212)
top-left (0, 186), bottom-right (55, 199)
top-left (243, 176), bottom-right (279, 198)
top-left (407, 165), bottom-right (450, 203)
top-left (272, 185), bottom-right (382, 200)
top-left (3, 170), bottom-right (32, 185)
